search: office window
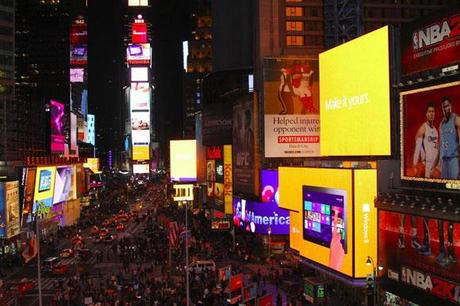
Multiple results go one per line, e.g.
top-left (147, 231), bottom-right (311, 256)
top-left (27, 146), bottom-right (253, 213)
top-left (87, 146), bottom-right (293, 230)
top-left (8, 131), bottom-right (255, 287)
top-left (128, 0), bottom-right (148, 6)
top-left (286, 7), bottom-right (304, 17)
top-left (286, 21), bottom-right (304, 31)
top-left (286, 35), bottom-right (304, 46)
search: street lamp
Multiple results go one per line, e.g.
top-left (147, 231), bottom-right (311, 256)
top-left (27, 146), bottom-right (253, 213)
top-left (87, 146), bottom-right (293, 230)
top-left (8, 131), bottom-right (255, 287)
top-left (366, 256), bottom-right (383, 306)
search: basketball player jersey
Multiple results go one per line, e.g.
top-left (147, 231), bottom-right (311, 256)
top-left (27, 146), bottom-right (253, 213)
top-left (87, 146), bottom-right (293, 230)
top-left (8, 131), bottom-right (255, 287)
top-left (422, 122), bottom-right (438, 163)
top-left (440, 113), bottom-right (459, 159)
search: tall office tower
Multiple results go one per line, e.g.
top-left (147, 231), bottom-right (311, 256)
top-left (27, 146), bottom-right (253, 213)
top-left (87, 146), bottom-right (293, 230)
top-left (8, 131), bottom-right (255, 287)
top-left (324, 0), bottom-right (456, 48)
top-left (15, 0), bottom-right (86, 162)
top-left (184, 0), bottom-right (212, 137)
top-left (0, 0), bottom-right (14, 167)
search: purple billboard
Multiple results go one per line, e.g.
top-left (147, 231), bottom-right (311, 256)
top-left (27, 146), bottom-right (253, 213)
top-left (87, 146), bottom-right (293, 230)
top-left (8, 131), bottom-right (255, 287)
top-left (261, 169), bottom-right (279, 204)
top-left (50, 100), bottom-right (65, 153)
top-left (233, 197), bottom-right (290, 235)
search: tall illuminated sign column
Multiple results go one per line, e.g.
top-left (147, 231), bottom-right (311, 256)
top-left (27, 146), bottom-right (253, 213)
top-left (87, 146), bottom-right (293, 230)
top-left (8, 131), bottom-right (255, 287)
top-left (129, 15), bottom-right (151, 175)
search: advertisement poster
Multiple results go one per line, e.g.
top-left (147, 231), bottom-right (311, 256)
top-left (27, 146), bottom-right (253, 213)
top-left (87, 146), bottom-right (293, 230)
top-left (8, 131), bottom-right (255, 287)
top-left (0, 183), bottom-right (5, 238)
top-left (130, 82), bottom-right (150, 111)
top-left (379, 210), bottom-right (460, 305)
top-left (127, 44), bottom-right (151, 66)
top-left (22, 168), bottom-right (36, 216)
top-left (53, 166), bottom-right (73, 204)
top-left (319, 26), bottom-right (391, 156)
top-left (401, 12), bottom-right (460, 76)
top-left (263, 57), bottom-right (320, 157)
top-left (50, 100), bottom-right (65, 153)
top-left (233, 197), bottom-right (290, 235)
top-left (206, 146), bottom-right (224, 208)
top-left (33, 167), bottom-right (56, 216)
top-left (70, 112), bottom-right (78, 156)
top-left (5, 181), bottom-right (20, 238)
top-left (233, 96), bottom-right (255, 195)
top-left (70, 21), bottom-right (87, 45)
top-left (170, 140), bottom-right (197, 182)
top-left (132, 22), bottom-right (147, 44)
top-left (401, 81), bottom-right (460, 182)
top-left (133, 145), bottom-right (150, 161)
top-left (131, 111), bottom-right (150, 131)
top-left (223, 145), bottom-right (233, 214)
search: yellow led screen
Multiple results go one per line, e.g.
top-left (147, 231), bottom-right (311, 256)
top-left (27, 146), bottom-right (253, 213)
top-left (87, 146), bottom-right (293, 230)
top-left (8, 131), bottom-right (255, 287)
top-left (133, 145), bottom-right (149, 161)
top-left (170, 140), bottom-right (197, 182)
top-left (319, 26), bottom-right (391, 156)
top-left (279, 167), bottom-right (377, 278)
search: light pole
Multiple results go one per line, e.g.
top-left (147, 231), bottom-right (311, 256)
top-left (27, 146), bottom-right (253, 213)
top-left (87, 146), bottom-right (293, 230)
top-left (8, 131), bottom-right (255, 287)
top-left (35, 206), bottom-right (43, 306)
top-left (267, 226), bottom-right (272, 263)
top-left (366, 256), bottom-right (382, 306)
top-left (184, 200), bottom-right (190, 306)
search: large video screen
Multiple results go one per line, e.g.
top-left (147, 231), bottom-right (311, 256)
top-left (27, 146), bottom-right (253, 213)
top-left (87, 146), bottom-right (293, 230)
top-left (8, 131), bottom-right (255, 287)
top-left (53, 166), bottom-right (74, 204)
top-left (50, 100), bottom-right (65, 153)
top-left (261, 169), bottom-right (279, 203)
top-left (131, 67), bottom-right (148, 82)
top-left (132, 130), bottom-right (150, 145)
top-left (302, 186), bottom-right (347, 253)
top-left (133, 163), bottom-right (149, 174)
top-left (170, 140), bottom-right (197, 182)
top-left (319, 26), bottom-right (391, 156)
top-left (401, 81), bottom-right (460, 183)
top-left (130, 82), bottom-right (150, 111)
top-left (379, 210), bottom-right (460, 305)
top-left (33, 167), bottom-right (56, 215)
top-left (131, 111), bottom-right (150, 130)
top-left (132, 22), bottom-right (147, 43)
top-left (70, 45), bottom-right (88, 65)
top-left (70, 68), bottom-right (84, 83)
top-left (233, 197), bottom-right (290, 235)
top-left (133, 145), bottom-right (150, 161)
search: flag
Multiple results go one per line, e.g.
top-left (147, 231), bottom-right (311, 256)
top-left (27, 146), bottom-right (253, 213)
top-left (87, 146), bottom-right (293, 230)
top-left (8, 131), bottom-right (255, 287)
top-left (168, 221), bottom-right (179, 248)
top-left (22, 232), bottom-right (38, 263)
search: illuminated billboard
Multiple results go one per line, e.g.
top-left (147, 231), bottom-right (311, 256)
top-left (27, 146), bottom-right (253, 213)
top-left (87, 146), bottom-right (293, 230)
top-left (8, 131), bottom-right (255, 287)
top-left (279, 167), bottom-right (377, 278)
top-left (50, 100), bottom-right (65, 153)
top-left (379, 210), bottom-right (460, 305)
top-left (133, 163), bottom-right (149, 174)
top-left (132, 130), bottom-right (150, 145)
top-left (131, 111), bottom-right (150, 131)
top-left (33, 167), bottom-right (56, 216)
top-left (127, 44), bottom-right (151, 65)
top-left (70, 45), bottom-right (87, 65)
top-left (22, 168), bottom-right (36, 216)
top-left (70, 112), bottom-right (78, 156)
top-left (263, 58), bottom-right (320, 157)
top-left (70, 22), bottom-right (87, 45)
top-left (400, 81), bottom-right (460, 183)
top-left (132, 22), bottom-right (147, 43)
top-left (319, 26), bottom-right (391, 156)
top-left (233, 197), bottom-right (290, 235)
top-left (70, 68), bottom-right (84, 83)
top-left (223, 145), bottom-right (233, 214)
top-left (170, 140), bottom-right (197, 182)
top-left (77, 114), bottom-right (85, 141)
top-left (53, 166), bottom-right (74, 204)
top-left (86, 114), bottom-right (95, 146)
top-left (84, 158), bottom-right (100, 174)
top-left (261, 169), bottom-right (279, 203)
top-left (131, 67), bottom-right (149, 82)
top-left (130, 82), bottom-right (150, 111)
top-left (401, 12), bottom-right (460, 76)
top-left (133, 145), bottom-right (150, 161)
top-left (4, 181), bottom-right (20, 238)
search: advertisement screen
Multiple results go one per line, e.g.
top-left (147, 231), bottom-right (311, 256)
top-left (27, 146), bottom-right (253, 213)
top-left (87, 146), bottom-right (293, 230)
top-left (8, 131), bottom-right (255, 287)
top-left (223, 145), bottom-right (233, 214)
top-left (0, 183), bottom-right (5, 238)
top-left (84, 158), bottom-right (100, 174)
top-left (130, 82), bottom-right (150, 111)
top-left (132, 22), bottom-right (147, 43)
top-left (70, 68), bottom-right (84, 83)
top-left (77, 114), bottom-right (85, 141)
top-left (379, 210), bottom-right (460, 305)
top-left (70, 22), bottom-right (87, 45)
top-left (279, 167), bottom-right (377, 278)
top-left (70, 112), bottom-right (78, 156)
top-left (131, 111), bottom-right (150, 130)
top-left (33, 167), bottom-right (56, 215)
top-left (401, 81), bottom-right (460, 183)
top-left (170, 140), bottom-right (197, 182)
top-left (263, 57), bottom-right (320, 157)
top-left (53, 166), bottom-right (73, 204)
top-left (127, 43), bottom-right (151, 65)
top-left (86, 114), bottom-right (95, 146)
top-left (133, 163), bottom-right (149, 174)
top-left (5, 181), bottom-right (20, 238)
top-left (50, 100), bottom-right (65, 153)
top-left (261, 169), bottom-right (279, 203)
top-left (233, 96), bottom-right (256, 195)
top-left (401, 12), bottom-right (460, 76)
top-left (319, 26), bottom-right (391, 156)
top-left (302, 186), bottom-right (347, 253)
top-left (131, 67), bottom-right (149, 82)
top-left (132, 130), bottom-right (150, 145)
top-left (70, 45), bottom-right (88, 65)
top-left (133, 145), bottom-right (150, 161)
top-left (22, 168), bottom-right (36, 215)
top-left (233, 197), bottom-right (290, 235)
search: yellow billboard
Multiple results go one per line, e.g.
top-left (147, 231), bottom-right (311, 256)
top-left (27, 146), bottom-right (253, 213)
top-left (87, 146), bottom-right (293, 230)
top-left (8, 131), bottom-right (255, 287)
top-left (170, 140), bottom-right (197, 182)
top-left (223, 145), bottom-right (233, 214)
top-left (33, 166), bottom-right (56, 216)
top-left (133, 145), bottom-right (149, 161)
top-left (279, 167), bottom-right (377, 278)
top-left (84, 158), bottom-right (101, 174)
top-left (319, 26), bottom-right (391, 156)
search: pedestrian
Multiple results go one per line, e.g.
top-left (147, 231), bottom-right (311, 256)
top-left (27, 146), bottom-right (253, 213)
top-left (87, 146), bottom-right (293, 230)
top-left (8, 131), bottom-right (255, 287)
top-left (277, 292), bottom-right (282, 306)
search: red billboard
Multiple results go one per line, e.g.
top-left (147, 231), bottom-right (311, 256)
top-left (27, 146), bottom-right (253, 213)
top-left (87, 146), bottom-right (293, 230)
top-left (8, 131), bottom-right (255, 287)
top-left (132, 22), bottom-right (147, 44)
top-left (401, 12), bottom-right (460, 75)
top-left (401, 81), bottom-right (460, 183)
top-left (70, 22), bottom-right (87, 45)
top-left (379, 210), bottom-right (460, 305)
top-left (229, 273), bottom-right (243, 291)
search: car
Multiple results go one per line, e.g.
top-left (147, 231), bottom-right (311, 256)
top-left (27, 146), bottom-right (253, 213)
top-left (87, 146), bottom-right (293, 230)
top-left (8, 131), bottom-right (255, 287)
top-left (90, 226), bottom-right (100, 235)
top-left (42, 257), bottom-right (60, 273)
top-left (15, 279), bottom-right (35, 295)
top-left (102, 235), bottom-right (115, 244)
top-left (59, 248), bottom-right (74, 258)
top-left (99, 228), bottom-right (109, 237)
top-left (117, 214), bottom-right (129, 223)
top-left (116, 223), bottom-right (125, 232)
top-left (51, 264), bottom-right (69, 276)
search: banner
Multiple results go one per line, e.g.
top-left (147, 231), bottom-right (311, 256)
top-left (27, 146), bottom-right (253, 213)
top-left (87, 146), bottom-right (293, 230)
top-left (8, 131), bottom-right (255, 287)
top-left (379, 210), bottom-right (460, 305)
top-left (5, 181), bottom-right (20, 238)
top-left (223, 145), bottom-right (233, 214)
top-left (263, 57), bottom-right (320, 157)
top-left (233, 96), bottom-right (255, 194)
top-left (401, 12), bottom-right (460, 75)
